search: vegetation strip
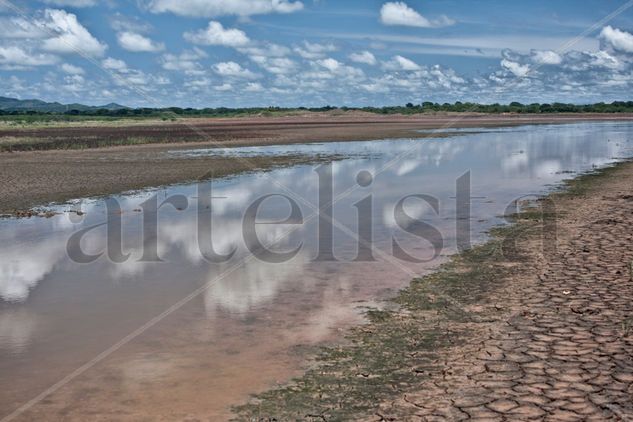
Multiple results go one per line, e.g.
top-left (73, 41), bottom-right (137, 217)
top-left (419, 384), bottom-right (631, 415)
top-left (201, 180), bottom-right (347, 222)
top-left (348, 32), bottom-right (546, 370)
top-left (4, 98), bottom-right (633, 118)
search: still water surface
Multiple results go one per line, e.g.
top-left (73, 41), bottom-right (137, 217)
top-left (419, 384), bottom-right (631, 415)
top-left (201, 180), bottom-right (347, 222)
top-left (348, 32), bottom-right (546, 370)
top-left (1, 122), bottom-right (633, 419)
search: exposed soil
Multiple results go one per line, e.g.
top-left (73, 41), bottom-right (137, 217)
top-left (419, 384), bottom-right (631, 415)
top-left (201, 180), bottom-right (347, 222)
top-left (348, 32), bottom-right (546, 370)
top-left (0, 150), bottom-right (333, 216)
top-left (2, 113), bottom-right (633, 215)
top-left (233, 161), bottom-right (633, 420)
top-left (2, 112), bottom-right (633, 151)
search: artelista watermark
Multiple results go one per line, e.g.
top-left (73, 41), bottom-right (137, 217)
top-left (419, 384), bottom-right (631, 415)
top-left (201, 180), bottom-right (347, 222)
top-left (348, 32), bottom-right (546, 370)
top-left (66, 163), bottom-right (557, 265)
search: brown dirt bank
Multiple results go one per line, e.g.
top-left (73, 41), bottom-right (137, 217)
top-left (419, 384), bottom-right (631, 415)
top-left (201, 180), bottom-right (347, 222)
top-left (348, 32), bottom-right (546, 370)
top-left (2, 113), bottom-right (633, 215)
top-left (233, 161), bottom-right (633, 420)
top-left (2, 112), bottom-right (633, 151)
top-left (0, 152), bottom-right (331, 215)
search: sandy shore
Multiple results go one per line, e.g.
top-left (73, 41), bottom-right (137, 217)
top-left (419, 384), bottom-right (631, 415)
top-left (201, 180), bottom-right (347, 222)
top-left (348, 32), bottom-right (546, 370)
top-left (2, 112), bottom-right (633, 214)
top-left (234, 160), bottom-right (633, 420)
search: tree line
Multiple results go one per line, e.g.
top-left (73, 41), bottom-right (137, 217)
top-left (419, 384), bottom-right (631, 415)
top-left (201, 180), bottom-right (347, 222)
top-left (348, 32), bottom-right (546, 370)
top-left (2, 101), bottom-right (633, 118)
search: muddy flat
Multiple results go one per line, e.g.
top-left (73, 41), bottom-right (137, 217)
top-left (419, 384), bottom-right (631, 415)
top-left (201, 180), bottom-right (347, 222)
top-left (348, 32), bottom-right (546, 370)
top-left (2, 112), bottom-right (633, 214)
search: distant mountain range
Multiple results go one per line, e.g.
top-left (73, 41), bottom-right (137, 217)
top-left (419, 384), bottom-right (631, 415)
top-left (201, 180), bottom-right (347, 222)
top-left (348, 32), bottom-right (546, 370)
top-left (0, 96), bottom-right (128, 113)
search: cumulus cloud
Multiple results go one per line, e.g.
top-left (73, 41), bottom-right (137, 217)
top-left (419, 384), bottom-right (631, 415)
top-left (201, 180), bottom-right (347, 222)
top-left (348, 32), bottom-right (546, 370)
top-left (184, 21), bottom-right (250, 47)
top-left (380, 2), bottom-right (454, 28)
top-left (313, 58), bottom-right (364, 79)
top-left (349, 51), bottom-right (377, 65)
top-left (245, 82), bottom-right (264, 92)
top-left (0, 17), bottom-right (48, 39)
top-left (110, 13), bottom-right (153, 34)
top-left (42, 0), bottom-right (97, 7)
top-left (60, 62), bottom-right (84, 74)
top-left (237, 41), bottom-right (297, 75)
top-left (117, 32), bottom-right (165, 52)
top-left (316, 58), bottom-right (343, 72)
top-left (102, 57), bottom-right (129, 72)
top-left (0, 45), bottom-right (58, 69)
top-left (474, 35), bottom-right (633, 104)
top-left (600, 25), bottom-right (633, 54)
top-left (161, 48), bottom-right (207, 75)
top-left (100, 58), bottom-right (168, 88)
top-left (213, 61), bottom-right (259, 79)
top-left (182, 77), bottom-right (209, 88)
top-left (501, 59), bottom-right (530, 77)
top-left (147, 0), bottom-right (303, 17)
top-left (357, 62), bottom-right (467, 100)
top-left (115, 70), bottom-right (161, 87)
top-left (41, 9), bottom-right (107, 56)
top-left (238, 42), bottom-right (291, 58)
top-left (531, 50), bottom-right (562, 65)
top-left (382, 55), bottom-right (420, 71)
top-left (294, 41), bottom-right (337, 59)
top-left (1, 10), bottom-right (106, 58)
top-left (214, 82), bottom-right (233, 91)
top-left (251, 56), bottom-right (297, 74)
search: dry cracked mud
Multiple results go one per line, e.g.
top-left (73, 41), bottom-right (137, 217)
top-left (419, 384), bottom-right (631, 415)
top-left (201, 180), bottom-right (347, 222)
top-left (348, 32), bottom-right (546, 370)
top-left (376, 166), bottom-right (633, 421)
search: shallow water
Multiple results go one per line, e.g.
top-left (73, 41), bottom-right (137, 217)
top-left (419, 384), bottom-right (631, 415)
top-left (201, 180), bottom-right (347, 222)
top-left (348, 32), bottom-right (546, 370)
top-left (1, 122), bottom-right (633, 420)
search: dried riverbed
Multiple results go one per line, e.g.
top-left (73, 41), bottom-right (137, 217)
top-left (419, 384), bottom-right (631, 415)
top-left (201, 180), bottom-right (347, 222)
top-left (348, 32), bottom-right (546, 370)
top-left (2, 121), bottom-right (633, 420)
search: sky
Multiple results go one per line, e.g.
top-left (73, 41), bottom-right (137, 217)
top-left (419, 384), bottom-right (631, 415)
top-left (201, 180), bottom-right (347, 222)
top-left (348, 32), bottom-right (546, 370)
top-left (1, 0), bottom-right (633, 107)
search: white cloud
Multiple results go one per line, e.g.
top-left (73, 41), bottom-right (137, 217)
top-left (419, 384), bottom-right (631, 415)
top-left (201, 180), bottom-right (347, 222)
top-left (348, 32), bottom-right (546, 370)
top-left (0, 17), bottom-right (48, 39)
top-left (600, 25), bottom-right (633, 54)
top-left (589, 50), bottom-right (622, 70)
top-left (213, 61), bottom-right (258, 79)
top-left (184, 77), bottom-right (211, 88)
top-left (161, 48), bottom-right (207, 74)
top-left (42, 0), bottom-right (97, 7)
top-left (294, 41), bottom-right (337, 59)
top-left (238, 42), bottom-right (291, 58)
top-left (214, 82), bottom-right (233, 91)
top-left (349, 51), bottom-right (377, 65)
top-left (110, 13), bottom-right (153, 34)
top-left (382, 55), bottom-right (420, 71)
top-left (531, 50), bottom-right (562, 65)
top-left (317, 58), bottom-right (343, 72)
top-left (41, 9), bottom-right (107, 57)
top-left (380, 2), bottom-right (454, 28)
top-left (337, 33), bottom-right (599, 58)
top-left (0, 45), bottom-right (58, 69)
top-left (313, 58), bottom-right (364, 80)
top-left (117, 32), bottom-right (165, 52)
top-left (118, 71), bottom-right (149, 86)
top-left (240, 41), bottom-right (297, 76)
top-left (61, 73), bottom-right (85, 92)
top-left (251, 56), bottom-right (297, 74)
top-left (147, 0), bottom-right (303, 17)
top-left (104, 65), bottom-right (167, 87)
top-left (61, 63), bottom-right (84, 74)
top-left (102, 57), bottom-right (128, 72)
top-left (184, 21), bottom-right (250, 47)
top-left (245, 82), bottom-right (264, 92)
top-left (361, 82), bottom-right (390, 94)
top-left (501, 59), bottom-right (530, 77)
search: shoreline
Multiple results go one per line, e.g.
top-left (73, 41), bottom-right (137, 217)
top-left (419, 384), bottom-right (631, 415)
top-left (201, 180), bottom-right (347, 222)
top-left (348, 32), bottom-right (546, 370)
top-left (2, 114), bottom-right (633, 215)
top-left (232, 159), bottom-right (633, 420)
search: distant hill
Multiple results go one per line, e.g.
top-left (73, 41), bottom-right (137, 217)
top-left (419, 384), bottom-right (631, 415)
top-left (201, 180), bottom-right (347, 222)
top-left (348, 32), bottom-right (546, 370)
top-left (0, 96), bottom-right (128, 113)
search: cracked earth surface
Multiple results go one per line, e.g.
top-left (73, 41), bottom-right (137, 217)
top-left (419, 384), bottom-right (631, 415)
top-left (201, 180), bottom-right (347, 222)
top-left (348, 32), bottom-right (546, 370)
top-left (376, 166), bottom-right (633, 420)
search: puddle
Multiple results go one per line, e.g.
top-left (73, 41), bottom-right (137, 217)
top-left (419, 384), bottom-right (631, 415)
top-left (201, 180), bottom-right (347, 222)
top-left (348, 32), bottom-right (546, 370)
top-left (2, 122), bottom-right (633, 419)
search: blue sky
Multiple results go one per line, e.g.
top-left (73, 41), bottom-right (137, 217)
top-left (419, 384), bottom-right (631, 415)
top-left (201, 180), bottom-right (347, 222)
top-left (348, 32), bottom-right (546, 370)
top-left (1, 0), bottom-right (633, 107)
